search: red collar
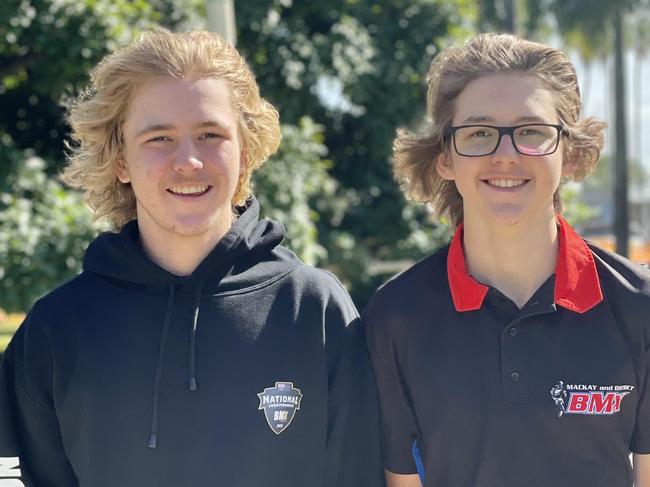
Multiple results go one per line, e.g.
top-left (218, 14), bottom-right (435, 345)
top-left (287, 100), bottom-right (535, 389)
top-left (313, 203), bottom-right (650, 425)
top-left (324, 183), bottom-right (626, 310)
top-left (447, 216), bottom-right (603, 313)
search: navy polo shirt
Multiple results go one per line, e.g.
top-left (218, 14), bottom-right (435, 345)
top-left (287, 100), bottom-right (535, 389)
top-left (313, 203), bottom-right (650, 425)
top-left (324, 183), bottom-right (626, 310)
top-left (364, 217), bottom-right (650, 487)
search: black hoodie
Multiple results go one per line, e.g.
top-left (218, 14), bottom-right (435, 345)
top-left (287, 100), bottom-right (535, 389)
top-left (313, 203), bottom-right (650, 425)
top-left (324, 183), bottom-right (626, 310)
top-left (0, 198), bottom-right (383, 487)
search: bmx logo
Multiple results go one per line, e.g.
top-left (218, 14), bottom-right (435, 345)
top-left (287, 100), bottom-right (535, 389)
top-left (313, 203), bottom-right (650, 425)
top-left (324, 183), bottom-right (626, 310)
top-left (257, 381), bottom-right (303, 435)
top-left (0, 457), bottom-right (25, 486)
top-left (550, 381), bottom-right (634, 418)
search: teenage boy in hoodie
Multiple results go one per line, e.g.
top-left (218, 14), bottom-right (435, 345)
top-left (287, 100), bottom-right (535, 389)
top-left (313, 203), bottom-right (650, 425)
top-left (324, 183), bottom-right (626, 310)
top-left (0, 29), bottom-right (383, 487)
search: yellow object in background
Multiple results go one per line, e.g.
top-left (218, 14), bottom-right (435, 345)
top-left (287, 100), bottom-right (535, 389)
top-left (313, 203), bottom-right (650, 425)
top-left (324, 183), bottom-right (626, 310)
top-left (0, 310), bottom-right (24, 355)
top-left (587, 236), bottom-right (650, 266)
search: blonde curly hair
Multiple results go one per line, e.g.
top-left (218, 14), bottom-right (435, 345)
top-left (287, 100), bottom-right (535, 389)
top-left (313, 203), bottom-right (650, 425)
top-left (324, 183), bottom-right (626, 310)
top-left (393, 33), bottom-right (606, 227)
top-left (64, 28), bottom-right (281, 230)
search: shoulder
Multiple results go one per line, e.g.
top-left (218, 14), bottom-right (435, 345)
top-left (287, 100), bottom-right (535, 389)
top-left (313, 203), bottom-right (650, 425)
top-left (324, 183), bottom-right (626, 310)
top-left (30, 271), bottom-right (100, 318)
top-left (365, 245), bottom-right (450, 317)
top-left (13, 271), bottom-right (106, 345)
top-left (363, 245), bottom-right (451, 353)
top-left (292, 262), bottom-right (357, 310)
top-left (287, 260), bottom-right (349, 294)
top-left (588, 243), bottom-right (650, 298)
top-left (587, 243), bottom-right (650, 339)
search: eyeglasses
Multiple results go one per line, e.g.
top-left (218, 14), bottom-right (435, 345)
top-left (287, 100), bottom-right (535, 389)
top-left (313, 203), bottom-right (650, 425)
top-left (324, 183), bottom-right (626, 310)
top-left (445, 123), bottom-right (565, 157)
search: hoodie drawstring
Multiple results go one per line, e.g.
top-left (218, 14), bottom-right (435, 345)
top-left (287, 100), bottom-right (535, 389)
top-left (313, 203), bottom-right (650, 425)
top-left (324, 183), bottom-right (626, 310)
top-left (188, 279), bottom-right (204, 391)
top-left (148, 284), bottom-right (175, 449)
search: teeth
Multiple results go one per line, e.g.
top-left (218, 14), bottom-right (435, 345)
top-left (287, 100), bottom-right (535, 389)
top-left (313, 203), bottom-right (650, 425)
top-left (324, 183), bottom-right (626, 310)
top-left (169, 185), bottom-right (209, 195)
top-left (487, 179), bottom-right (526, 188)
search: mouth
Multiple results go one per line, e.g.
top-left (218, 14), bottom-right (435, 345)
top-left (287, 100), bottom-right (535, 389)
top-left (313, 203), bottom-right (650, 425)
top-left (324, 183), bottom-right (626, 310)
top-left (167, 185), bottom-right (212, 197)
top-left (482, 178), bottom-right (529, 189)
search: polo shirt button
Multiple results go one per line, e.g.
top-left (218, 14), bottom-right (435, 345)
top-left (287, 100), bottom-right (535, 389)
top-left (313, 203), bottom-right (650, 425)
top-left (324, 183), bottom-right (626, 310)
top-left (509, 327), bottom-right (519, 336)
top-left (510, 371), bottom-right (520, 382)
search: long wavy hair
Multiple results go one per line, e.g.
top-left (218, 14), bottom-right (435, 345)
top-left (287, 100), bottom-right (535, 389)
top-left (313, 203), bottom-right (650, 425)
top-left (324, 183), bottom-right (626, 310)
top-left (64, 28), bottom-right (281, 230)
top-left (393, 33), bottom-right (606, 227)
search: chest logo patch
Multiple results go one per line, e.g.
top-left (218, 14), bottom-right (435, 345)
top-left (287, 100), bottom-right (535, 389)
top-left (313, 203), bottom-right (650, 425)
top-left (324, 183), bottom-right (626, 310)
top-left (257, 382), bottom-right (303, 435)
top-left (550, 381), bottom-right (634, 417)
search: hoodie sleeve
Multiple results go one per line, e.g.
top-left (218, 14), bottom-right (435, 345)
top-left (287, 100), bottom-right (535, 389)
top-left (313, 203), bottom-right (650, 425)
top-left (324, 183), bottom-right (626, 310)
top-left (0, 309), bottom-right (78, 486)
top-left (321, 277), bottom-right (385, 487)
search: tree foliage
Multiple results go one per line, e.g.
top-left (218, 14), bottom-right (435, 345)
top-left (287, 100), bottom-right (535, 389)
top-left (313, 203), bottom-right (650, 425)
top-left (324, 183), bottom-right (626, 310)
top-left (255, 117), bottom-right (336, 265)
top-left (0, 151), bottom-right (101, 312)
top-left (0, 0), bottom-right (203, 164)
top-left (237, 0), bottom-right (472, 304)
top-left (0, 0), bottom-right (472, 310)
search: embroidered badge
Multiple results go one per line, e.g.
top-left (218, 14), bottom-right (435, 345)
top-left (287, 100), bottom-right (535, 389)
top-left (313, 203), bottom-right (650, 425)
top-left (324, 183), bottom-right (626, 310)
top-left (550, 380), bottom-right (634, 417)
top-left (257, 382), bottom-right (303, 434)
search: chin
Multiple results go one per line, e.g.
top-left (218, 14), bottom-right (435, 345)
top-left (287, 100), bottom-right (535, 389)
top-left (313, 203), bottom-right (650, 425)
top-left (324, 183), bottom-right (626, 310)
top-left (483, 204), bottom-right (527, 226)
top-left (164, 217), bottom-right (210, 236)
top-left (172, 212), bottom-right (233, 237)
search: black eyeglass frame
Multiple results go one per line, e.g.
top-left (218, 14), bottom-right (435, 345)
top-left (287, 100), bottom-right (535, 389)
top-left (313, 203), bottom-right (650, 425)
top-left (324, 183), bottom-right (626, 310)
top-left (444, 123), bottom-right (566, 157)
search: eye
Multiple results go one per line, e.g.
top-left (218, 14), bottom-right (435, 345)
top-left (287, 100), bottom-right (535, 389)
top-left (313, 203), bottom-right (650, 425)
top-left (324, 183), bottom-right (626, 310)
top-left (146, 135), bottom-right (172, 143)
top-left (519, 128), bottom-right (542, 136)
top-left (470, 129), bottom-right (492, 138)
top-left (199, 132), bottom-right (223, 140)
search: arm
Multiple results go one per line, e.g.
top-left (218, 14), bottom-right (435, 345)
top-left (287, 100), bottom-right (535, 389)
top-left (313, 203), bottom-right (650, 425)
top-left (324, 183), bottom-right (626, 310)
top-left (0, 312), bottom-right (77, 486)
top-left (321, 281), bottom-right (384, 487)
top-left (364, 292), bottom-right (421, 480)
top-left (331, 318), bottom-right (384, 487)
top-left (386, 470), bottom-right (423, 487)
top-left (634, 453), bottom-right (650, 487)
top-left (631, 315), bottom-right (650, 486)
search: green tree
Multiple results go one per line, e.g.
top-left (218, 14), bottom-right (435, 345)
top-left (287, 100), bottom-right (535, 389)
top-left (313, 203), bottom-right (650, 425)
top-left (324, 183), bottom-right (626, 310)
top-left (254, 118), bottom-right (337, 266)
top-left (0, 0), bottom-right (346, 310)
top-left (237, 0), bottom-right (472, 304)
top-left (1, 0), bottom-right (473, 309)
top-left (0, 152), bottom-right (101, 312)
top-left (583, 154), bottom-right (648, 190)
top-left (0, 0), bottom-right (202, 165)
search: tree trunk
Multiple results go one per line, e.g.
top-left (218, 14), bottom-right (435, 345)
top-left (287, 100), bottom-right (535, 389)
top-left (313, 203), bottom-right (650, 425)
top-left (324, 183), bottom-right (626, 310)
top-left (503, 0), bottom-right (517, 33)
top-left (613, 7), bottom-right (629, 257)
top-left (634, 49), bottom-right (642, 176)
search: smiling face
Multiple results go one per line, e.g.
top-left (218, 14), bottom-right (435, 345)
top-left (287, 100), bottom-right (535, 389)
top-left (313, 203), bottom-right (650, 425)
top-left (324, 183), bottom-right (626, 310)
top-left (436, 73), bottom-right (573, 227)
top-left (117, 77), bottom-right (243, 247)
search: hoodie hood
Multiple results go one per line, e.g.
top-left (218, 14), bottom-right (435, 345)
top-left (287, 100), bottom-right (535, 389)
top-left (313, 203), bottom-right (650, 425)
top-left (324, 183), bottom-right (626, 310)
top-left (83, 197), bottom-right (292, 292)
top-left (82, 197), bottom-right (296, 448)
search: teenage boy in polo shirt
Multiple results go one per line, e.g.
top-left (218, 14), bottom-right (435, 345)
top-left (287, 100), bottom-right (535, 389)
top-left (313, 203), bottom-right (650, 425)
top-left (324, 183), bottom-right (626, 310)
top-left (364, 33), bottom-right (650, 487)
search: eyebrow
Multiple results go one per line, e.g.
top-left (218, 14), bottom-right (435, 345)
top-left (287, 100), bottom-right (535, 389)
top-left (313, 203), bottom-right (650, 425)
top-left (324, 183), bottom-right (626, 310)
top-left (458, 115), bottom-right (548, 125)
top-left (135, 119), bottom-right (231, 138)
top-left (136, 124), bottom-right (174, 138)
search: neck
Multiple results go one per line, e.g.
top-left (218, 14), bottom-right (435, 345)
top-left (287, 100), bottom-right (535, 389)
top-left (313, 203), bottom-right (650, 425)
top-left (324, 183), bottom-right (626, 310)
top-left (137, 217), bottom-right (233, 277)
top-left (462, 210), bottom-right (558, 308)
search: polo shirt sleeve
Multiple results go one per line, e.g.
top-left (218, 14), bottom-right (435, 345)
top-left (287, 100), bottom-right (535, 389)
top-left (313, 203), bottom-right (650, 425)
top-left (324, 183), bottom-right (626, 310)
top-left (363, 292), bottom-right (419, 474)
top-left (631, 323), bottom-right (650, 454)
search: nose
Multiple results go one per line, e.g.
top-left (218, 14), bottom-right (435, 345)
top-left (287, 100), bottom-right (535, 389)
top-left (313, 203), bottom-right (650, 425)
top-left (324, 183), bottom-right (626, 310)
top-left (492, 133), bottom-right (519, 161)
top-left (173, 137), bottom-right (203, 173)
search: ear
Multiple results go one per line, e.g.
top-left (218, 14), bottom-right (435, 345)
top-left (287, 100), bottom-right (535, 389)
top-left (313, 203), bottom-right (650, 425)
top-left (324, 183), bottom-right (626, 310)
top-left (435, 153), bottom-right (455, 180)
top-left (115, 156), bottom-right (131, 183)
top-left (561, 159), bottom-right (577, 179)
